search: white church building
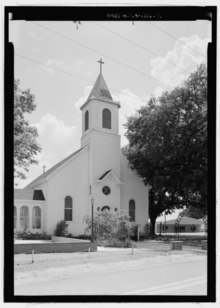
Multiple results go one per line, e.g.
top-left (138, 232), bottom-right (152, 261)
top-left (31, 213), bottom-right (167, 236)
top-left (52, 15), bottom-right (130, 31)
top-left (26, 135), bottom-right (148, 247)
top-left (14, 63), bottom-right (149, 236)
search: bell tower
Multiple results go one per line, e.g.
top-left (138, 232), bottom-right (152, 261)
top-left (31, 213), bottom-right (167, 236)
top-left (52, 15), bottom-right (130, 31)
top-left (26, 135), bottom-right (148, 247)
top-left (80, 59), bottom-right (121, 179)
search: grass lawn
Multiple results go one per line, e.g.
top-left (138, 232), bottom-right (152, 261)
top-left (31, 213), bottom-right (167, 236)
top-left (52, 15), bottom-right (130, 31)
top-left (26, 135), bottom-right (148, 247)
top-left (14, 244), bottom-right (207, 288)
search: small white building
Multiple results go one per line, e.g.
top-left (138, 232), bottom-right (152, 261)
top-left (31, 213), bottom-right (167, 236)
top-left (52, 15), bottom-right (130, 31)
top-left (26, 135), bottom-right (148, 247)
top-left (14, 67), bottom-right (149, 236)
top-left (156, 216), bottom-right (205, 234)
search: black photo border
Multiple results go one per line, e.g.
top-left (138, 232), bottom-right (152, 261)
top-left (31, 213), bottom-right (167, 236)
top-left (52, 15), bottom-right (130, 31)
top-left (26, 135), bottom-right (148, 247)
top-left (4, 5), bottom-right (217, 303)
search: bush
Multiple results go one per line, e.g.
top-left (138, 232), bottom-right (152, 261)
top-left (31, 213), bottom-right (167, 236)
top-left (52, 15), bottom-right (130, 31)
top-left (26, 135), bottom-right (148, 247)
top-left (54, 220), bottom-right (69, 236)
top-left (144, 223), bottom-right (151, 235)
top-left (85, 211), bottom-right (131, 245)
top-left (97, 238), bottom-right (132, 248)
top-left (115, 216), bottom-right (130, 241)
top-left (130, 225), bottom-right (138, 241)
top-left (14, 231), bottom-right (51, 240)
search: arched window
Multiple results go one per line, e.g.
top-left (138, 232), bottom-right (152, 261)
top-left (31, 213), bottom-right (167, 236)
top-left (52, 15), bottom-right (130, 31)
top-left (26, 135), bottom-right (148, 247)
top-left (85, 110), bottom-right (89, 131)
top-left (64, 196), bottom-right (72, 221)
top-left (101, 206), bottom-right (110, 212)
top-left (14, 206), bottom-right (17, 229)
top-left (102, 108), bottom-right (111, 129)
top-left (129, 199), bottom-right (135, 222)
top-left (20, 206), bottom-right (29, 230)
top-left (32, 206), bottom-right (41, 229)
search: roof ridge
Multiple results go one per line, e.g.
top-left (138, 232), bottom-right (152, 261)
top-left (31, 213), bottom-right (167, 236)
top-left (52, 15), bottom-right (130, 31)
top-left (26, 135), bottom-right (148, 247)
top-left (25, 146), bottom-right (86, 188)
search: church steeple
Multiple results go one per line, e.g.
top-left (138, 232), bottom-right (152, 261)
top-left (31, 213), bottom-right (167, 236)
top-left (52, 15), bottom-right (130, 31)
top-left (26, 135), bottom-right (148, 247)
top-left (80, 59), bottom-right (119, 111)
top-left (80, 59), bottom-right (120, 147)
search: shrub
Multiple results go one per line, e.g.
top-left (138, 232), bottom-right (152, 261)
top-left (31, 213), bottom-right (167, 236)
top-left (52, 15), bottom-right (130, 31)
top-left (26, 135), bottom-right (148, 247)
top-left (14, 231), bottom-right (51, 240)
top-left (85, 211), bottom-right (131, 244)
top-left (115, 215), bottom-right (130, 241)
top-left (97, 238), bottom-right (132, 248)
top-left (85, 211), bottom-right (118, 240)
top-left (144, 223), bottom-right (151, 235)
top-left (54, 220), bottom-right (69, 236)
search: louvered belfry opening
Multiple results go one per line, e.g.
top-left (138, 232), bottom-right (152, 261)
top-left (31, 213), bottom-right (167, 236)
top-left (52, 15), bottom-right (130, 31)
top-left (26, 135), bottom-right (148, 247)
top-left (102, 108), bottom-right (111, 129)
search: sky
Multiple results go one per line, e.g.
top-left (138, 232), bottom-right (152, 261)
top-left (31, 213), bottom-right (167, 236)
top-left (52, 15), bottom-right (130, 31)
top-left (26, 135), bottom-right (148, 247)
top-left (10, 17), bottom-right (211, 219)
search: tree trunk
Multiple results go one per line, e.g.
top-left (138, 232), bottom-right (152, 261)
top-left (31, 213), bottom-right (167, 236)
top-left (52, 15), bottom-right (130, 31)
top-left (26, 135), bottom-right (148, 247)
top-left (149, 216), bottom-right (156, 236)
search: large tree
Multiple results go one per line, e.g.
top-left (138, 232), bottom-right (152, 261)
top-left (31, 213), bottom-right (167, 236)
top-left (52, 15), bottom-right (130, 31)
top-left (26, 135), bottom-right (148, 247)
top-left (14, 79), bottom-right (41, 181)
top-left (123, 63), bottom-right (207, 235)
top-left (179, 206), bottom-right (207, 220)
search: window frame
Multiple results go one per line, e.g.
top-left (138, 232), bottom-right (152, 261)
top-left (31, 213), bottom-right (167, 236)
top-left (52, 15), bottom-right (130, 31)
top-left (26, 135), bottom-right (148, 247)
top-left (102, 108), bottom-right (111, 129)
top-left (20, 205), bottom-right (29, 229)
top-left (85, 110), bottom-right (89, 131)
top-left (102, 186), bottom-right (111, 195)
top-left (32, 206), bottom-right (41, 229)
top-left (64, 196), bottom-right (73, 221)
top-left (129, 199), bottom-right (136, 222)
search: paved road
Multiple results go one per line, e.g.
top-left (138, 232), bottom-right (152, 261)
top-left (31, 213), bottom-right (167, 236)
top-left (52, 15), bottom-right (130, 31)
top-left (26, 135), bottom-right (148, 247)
top-left (15, 259), bottom-right (207, 296)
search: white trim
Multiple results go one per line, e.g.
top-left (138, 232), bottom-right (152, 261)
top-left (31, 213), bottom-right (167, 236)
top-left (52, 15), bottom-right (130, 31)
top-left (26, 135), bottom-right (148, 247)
top-left (14, 200), bottom-right (45, 207)
top-left (27, 180), bottom-right (46, 189)
top-left (80, 97), bottom-right (120, 110)
top-left (82, 128), bottom-right (120, 139)
top-left (14, 199), bottom-right (45, 203)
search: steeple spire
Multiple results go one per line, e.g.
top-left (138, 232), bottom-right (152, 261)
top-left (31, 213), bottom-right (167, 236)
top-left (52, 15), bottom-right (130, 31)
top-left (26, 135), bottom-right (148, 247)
top-left (86, 59), bottom-right (112, 101)
top-left (80, 59), bottom-right (120, 111)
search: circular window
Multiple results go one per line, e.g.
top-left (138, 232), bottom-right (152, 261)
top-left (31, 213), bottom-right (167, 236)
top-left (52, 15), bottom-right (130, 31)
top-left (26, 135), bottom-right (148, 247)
top-left (102, 186), bottom-right (111, 195)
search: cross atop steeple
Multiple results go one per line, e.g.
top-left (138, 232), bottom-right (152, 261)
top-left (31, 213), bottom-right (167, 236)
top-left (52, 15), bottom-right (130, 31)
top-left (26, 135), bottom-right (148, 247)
top-left (98, 58), bottom-right (104, 74)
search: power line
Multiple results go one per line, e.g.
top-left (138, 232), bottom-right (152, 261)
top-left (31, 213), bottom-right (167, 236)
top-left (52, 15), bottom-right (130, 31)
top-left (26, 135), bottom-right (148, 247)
top-left (30, 21), bottom-right (158, 82)
top-left (94, 22), bottom-right (195, 76)
top-left (15, 52), bottom-right (148, 104)
top-left (148, 22), bottom-right (207, 59)
top-left (15, 52), bottom-right (92, 82)
top-left (94, 22), bottom-right (158, 57)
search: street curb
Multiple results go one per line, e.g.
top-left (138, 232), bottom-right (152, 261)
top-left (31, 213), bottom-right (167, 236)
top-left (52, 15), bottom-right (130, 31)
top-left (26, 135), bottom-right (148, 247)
top-left (183, 246), bottom-right (207, 254)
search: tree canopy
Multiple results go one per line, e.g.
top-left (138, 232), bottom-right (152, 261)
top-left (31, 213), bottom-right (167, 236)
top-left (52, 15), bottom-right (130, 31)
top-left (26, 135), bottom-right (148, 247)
top-left (123, 63), bottom-right (207, 235)
top-left (14, 79), bottom-right (41, 181)
top-left (179, 205), bottom-right (207, 220)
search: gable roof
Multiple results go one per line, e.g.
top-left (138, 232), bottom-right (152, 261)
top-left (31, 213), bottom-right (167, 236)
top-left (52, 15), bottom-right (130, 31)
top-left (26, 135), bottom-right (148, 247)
top-left (165, 216), bottom-right (204, 225)
top-left (25, 147), bottom-right (85, 188)
top-left (14, 188), bottom-right (34, 200)
top-left (14, 189), bottom-right (45, 201)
